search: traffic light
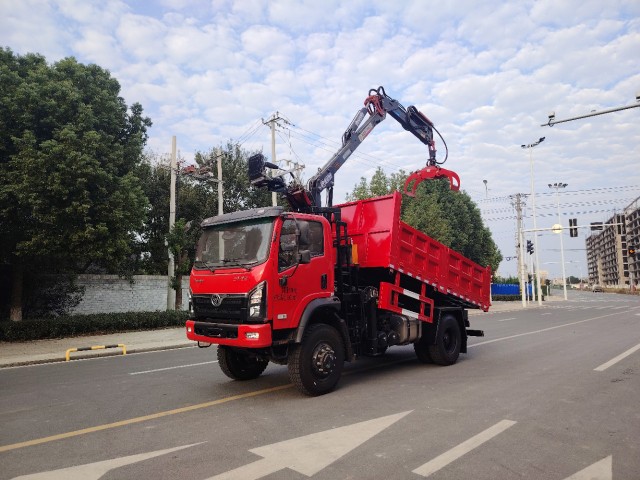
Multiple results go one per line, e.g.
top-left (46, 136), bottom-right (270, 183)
top-left (630, 246), bottom-right (637, 257)
top-left (526, 240), bottom-right (534, 255)
top-left (569, 218), bottom-right (578, 237)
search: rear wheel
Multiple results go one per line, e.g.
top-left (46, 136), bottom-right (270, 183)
top-left (217, 346), bottom-right (269, 380)
top-left (428, 314), bottom-right (461, 366)
top-left (288, 324), bottom-right (345, 396)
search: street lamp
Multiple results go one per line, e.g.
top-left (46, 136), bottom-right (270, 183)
top-left (483, 179), bottom-right (488, 198)
top-left (521, 137), bottom-right (545, 306)
top-left (548, 182), bottom-right (568, 300)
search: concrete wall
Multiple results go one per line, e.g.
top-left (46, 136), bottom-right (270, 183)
top-left (70, 275), bottom-right (190, 314)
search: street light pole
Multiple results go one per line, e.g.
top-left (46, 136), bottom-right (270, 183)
top-left (549, 182), bottom-right (568, 300)
top-left (522, 137), bottom-right (545, 306)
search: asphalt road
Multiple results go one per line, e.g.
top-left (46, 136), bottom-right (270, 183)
top-left (1, 291), bottom-right (639, 479)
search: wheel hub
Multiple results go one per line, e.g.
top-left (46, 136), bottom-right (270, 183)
top-left (312, 343), bottom-right (336, 377)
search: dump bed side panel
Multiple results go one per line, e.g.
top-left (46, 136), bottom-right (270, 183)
top-left (337, 192), bottom-right (491, 311)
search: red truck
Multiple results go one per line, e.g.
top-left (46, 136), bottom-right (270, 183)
top-left (186, 87), bottom-right (491, 395)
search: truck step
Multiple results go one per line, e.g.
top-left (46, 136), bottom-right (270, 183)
top-left (466, 329), bottom-right (485, 337)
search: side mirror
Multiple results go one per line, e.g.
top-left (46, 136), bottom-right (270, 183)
top-left (298, 250), bottom-right (311, 264)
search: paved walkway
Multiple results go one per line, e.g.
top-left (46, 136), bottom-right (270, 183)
top-left (0, 298), bottom-right (558, 368)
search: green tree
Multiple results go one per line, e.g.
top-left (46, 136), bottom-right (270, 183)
top-left (133, 143), bottom-right (273, 307)
top-left (0, 49), bottom-right (151, 320)
top-left (346, 169), bottom-right (502, 273)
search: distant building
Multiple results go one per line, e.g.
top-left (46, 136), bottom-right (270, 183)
top-left (585, 213), bottom-right (628, 287)
top-left (585, 196), bottom-right (640, 288)
top-left (625, 197), bottom-right (640, 288)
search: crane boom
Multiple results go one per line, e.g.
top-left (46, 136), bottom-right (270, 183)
top-left (248, 86), bottom-right (460, 213)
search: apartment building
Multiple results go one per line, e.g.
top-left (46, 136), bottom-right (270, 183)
top-left (585, 197), bottom-right (639, 288)
top-left (586, 213), bottom-right (627, 287)
top-left (625, 197), bottom-right (640, 288)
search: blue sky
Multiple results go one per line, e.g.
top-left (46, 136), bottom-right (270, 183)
top-left (3, 0), bottom-right (640, 279)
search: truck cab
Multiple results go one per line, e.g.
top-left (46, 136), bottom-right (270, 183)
top-left (186, 206), bottom-right (337, 357)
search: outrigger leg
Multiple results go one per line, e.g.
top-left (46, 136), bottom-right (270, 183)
top-left (403, 165), bottom-right (461, 196)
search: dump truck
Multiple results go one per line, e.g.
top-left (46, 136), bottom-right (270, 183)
top-left (185, 87), bottom-right (491, 395)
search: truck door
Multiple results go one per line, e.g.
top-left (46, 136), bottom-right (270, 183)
top-left (273, 218), bottom-right (331, 329)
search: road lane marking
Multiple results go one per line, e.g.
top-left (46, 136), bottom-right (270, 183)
top-left (0, 385), bottom-right (292, 453)
top-left (497, 317), bottom-right (515, 322)
top-left (594, 343), bottom-right (640, 371)
top-left (11, 443), bottom-right (203, 479)
top-left (541, 313), bottom-right (552, 316)
top-left (563, 456), bottom-right (612, 480)
top-left (129, 361), bottom-right (218, 375)
top-left (207, 411), bottom-right (412, 479)
top-left (469, 308), bottom-right (639, 349)
top-left (412, 420), bottom-right (516, 477)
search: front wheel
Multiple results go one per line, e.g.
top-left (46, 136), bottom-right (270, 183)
top-left (288, 324), bottom-right (345, 396)
top-left (217, 346), bottom-right (269, 380)
top-left (428, 314), bottom-right (461, 366)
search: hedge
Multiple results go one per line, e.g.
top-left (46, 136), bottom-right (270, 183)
top-left (492, 294), bottom-right (545, 302)
top-left (0, 311), bottom-right (189, 342)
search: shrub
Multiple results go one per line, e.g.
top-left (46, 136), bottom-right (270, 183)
top-left (492, 294), bottom-right (545, 302)
top-left (0, 311), bottom-right (189, 342)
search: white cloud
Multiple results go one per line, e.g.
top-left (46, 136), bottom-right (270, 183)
top-left (3, 0), bottom-right (639, 278)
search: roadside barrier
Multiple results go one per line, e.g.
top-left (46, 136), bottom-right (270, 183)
top-left (65, 344), bottom-right (127, 361)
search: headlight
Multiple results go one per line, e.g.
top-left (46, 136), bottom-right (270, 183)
top-left (249, 281), bottom-right (266, 318)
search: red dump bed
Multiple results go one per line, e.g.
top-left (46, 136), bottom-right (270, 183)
top-left (337, 192), bottom-right (491, 311)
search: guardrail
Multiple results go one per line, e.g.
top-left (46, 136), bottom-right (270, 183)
top-left (65, 344), bottom-right (127, 361)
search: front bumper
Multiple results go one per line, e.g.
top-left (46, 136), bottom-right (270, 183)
top-left (185, 320), bottom-right (272, 348)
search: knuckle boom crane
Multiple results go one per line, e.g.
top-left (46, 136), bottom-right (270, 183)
top-left (185, 86), bottom-right (488, 397)
top-left (248, 86), bottom-right (460, 212)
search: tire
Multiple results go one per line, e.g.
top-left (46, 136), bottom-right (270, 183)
top-left (288, 324), bottom-right (345, 396)
top-left (413, 335), bottom-right (433, 363)
top-left (428, 314), bottom-right (461, 366)
top-left (217, 346), bottom-right (269, 381)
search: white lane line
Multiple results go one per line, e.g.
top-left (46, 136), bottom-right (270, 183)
top-left (594, 343), bottom-right (640, 372)
top-left (469, 308), bottom-right (639, 349)
top-left (497, 317), bottom-right (516, 322)
top-left (541, 313), bottom-right (552, 316)
top-left (412, 420), bottom-right (516, 477)
top-left (129, 361), bottom-right (218, 375)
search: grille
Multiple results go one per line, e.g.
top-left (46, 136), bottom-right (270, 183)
top-left (192, 294), bottom-right (247, 323)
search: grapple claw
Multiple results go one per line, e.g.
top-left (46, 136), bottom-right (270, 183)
top-left (403, 166), bottom-right (460, 196)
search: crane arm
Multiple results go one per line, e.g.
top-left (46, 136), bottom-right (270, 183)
top-left (248, 86), bottom-right (460, 213)
top-left (307, 86), bottom-right (459, 207)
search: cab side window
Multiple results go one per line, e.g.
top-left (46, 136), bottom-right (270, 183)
top-left (306, 221), bottom-right (324, 257)
top-left (278, 219), bottom-right (325, 272)
top-left (279, 220), bottom-right (298, 271)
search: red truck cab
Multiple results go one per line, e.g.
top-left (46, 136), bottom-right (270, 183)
top-left (186, 206), bottom-right (335, 350)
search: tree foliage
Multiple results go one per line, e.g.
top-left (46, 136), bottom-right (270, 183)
top-left (0, 48), bottom-right (151, 319)
top-left (347, 167), bottom-right (502, 273)
top-left (134, 143), bottom-right (273, 279)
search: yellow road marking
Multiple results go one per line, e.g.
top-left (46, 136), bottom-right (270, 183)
top-left (0, 384), bottom-right (292, 453)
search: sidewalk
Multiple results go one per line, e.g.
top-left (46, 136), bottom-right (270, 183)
top-left (0, 299), bottom-right (554, 368)
top-left (0, 327), bottom-right (193, 368)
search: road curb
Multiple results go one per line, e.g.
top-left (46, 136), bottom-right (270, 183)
top-left (0, 343), bottom-right (195, 369)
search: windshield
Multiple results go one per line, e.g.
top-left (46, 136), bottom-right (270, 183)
top-left (194, 218), bottom-right (274, 269)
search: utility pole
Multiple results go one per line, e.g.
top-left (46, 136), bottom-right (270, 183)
top-left (263, 112), bottom-right (288, 206)
top-left (215, 148), bottom-right (224, 216)
top-left (522, 137), bottom-right (545, 306)
top-left (511, 193), bottom-right (527, 307)
top-left (167, 136), bottom-right (177, 310)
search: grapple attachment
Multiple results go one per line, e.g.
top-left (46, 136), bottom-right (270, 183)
top-left (403, 166), bottom-right (461, 196)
